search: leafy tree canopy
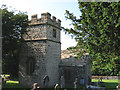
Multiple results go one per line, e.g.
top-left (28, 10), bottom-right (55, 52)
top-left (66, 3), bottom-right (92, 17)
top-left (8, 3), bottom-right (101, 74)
top-left (64, 2), bottom-right (120, 76)
top-left (1, 5), bottom-right (28, 77)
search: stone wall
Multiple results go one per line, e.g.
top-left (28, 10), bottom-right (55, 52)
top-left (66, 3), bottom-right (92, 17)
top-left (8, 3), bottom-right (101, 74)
top-left (46, 41), bottom-right (61, 86)
top-left (29, 13), bottom-right (61, 27)
top-left (19, 12), bottom-right (61, 88)
top-left (84, 55), bottom-right (92, 85)
top-left (23, 12), bottom-right (61, 42)
top-left (46, 25), bottom-right (61, 43)
top-left (92, 76), bottom-right (118, 79)
top-left (19, 41), bottom-right (47, 87)
top-left (59, 54), bottom-right (92, 85)
top-left (23, 25), bottom-right (46, 40)
top-left (59, 65), bottom-right (86, 86)
top-left (59, 55), bottom-right (92, 86)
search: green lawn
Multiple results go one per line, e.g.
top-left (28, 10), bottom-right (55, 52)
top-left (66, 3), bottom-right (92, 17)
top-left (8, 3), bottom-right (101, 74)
top-left (92, 79), bottom-right (118, 83)
top-left (6, 80), bottom-right (19, 84)
top-left (1, 74), bottom-right (10, 78)
top-left (92, 79), bottom-right (118, 90)
top-left (2, 75), bottom-right (26, 89)
top-left (2, 80), bottom-right (24, 89)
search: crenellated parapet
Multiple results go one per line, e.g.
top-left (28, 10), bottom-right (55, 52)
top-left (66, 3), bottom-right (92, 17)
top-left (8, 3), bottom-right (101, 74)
top-left (29, 12), bottom-right (61, 28)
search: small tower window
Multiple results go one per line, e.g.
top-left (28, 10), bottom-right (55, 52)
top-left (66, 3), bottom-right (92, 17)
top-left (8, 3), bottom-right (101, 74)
top-left (53, 29), bottom-right (56, 38)
top-left (26, 57), bottom-right (36, 75)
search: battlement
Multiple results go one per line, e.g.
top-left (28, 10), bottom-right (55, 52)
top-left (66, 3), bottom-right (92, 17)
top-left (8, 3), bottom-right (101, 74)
top-left (29, 12), bottom-right (61, 28)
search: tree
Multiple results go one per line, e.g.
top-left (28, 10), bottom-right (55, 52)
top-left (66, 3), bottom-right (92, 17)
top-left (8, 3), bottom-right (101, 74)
top-left (64, 2), bottom-right (120, 76)
top-left (2, 5), bottom-right (28, 77)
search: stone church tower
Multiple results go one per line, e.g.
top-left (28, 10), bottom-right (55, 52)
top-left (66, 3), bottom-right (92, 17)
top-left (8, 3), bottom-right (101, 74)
top-left (19, 12), bottom-right (61, 88)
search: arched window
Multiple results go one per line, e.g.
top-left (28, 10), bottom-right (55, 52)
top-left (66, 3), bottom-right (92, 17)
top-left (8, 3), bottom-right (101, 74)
top-left (26, 57), bottom-right (36, 75)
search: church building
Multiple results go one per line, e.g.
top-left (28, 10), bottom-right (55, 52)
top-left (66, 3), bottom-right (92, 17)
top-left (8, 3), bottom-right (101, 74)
top-left (19, 12), bottom-right (91, 88)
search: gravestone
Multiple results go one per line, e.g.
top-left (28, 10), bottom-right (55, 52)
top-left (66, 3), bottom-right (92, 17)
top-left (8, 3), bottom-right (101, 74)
top-left (100, 77), bottom-right (102, 82)
top-left (0, 75), bottom-right (1, 90)
top-left (60, 76), bottom-right (65, 88)
top-left (54, 84), bottom-right (59, 90)
top-left (43, 75), bottom-right (49, 87)
top-left (74, 78), bottom-right (78, 90)
top-left (80, 78), bottom-right (84, 85)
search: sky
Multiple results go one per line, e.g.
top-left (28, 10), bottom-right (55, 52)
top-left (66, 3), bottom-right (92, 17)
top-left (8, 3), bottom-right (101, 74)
top-left (0, 0), bottom-right (81, 50)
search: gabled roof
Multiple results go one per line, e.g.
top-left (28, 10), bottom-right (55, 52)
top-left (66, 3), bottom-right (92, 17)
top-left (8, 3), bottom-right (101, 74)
top-left (61, 50), bottom-right (76, 59)
top-left (61, 49), bottom-right (89, 59)
top-left (60, 49), bottom-right (89, 67)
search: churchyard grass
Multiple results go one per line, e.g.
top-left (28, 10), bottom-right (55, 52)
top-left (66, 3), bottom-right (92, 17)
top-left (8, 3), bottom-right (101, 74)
top-left (92, 79), bottom-right (118, 83)
top-left (2, 80), bottom-right (24, 89)
top-left (92, 79), bottom-right (118, 90)
top-left (3, 75), bottom-right (118, 89)
top-left (1, 74), bottom-right (10, 77)
top-left (3, 80), bottom-right (85, 89)
top-left (6, 80), bottom-right (19, 84)
top-left (1, 74), bottom-right (27, 89)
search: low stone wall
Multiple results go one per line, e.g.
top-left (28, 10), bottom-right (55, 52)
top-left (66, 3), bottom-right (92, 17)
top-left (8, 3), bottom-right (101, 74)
top-left (92, 76), bottom-right (118, 79)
